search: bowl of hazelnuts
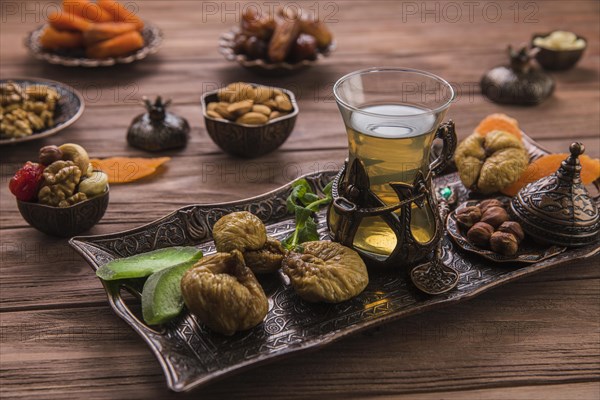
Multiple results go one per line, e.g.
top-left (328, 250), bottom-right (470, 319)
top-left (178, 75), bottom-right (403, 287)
top-left (219, 7), bottom-right (335, 75)
top-left (446, 198), bottom-right (566, 263)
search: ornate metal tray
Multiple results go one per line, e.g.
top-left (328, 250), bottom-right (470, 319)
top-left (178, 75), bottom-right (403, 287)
top-left (69, 138), bottom-right (600, 392)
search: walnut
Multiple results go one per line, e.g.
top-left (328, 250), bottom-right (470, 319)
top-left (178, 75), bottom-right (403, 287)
top-left (455, 205), bottom-right (482, 229)
top-left (467, 222), bottom-right (494, 247)
top-left (212, 211), bottom-right (267, 252)
top-left (180, 250), bottom-right (268, 336)
top-left (58, 192), bottom-right (88, 208)
top-left (243, 236), bottom-right (286, 274)
top-left (498, 221), bottom-right (525, 244)
top-left (480, 206), bottom-right (509, 228)
top-left (282, 241), bottom-right (369, 303)
top-left (37, 160), bottom-right (82, 207)
top-left (455, 131), bottom-right (529, 194)
top-left (490, 231), bottom-right (519, 256)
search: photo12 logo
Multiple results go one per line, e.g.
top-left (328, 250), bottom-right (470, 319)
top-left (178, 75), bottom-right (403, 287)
top-left (400, 1), bottom-right (539, 24)
top-left (200, 1), bottom-right (339, 23)
top-left (1, 1), bottom-right (140, 23)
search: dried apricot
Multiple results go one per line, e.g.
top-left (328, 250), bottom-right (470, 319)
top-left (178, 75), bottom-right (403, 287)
top-left (501, 153), bottom-right (600, 196)
top-left (475, 113), bottom-right (522, 140)
top-left (90, 157), bottom-right (170, 183)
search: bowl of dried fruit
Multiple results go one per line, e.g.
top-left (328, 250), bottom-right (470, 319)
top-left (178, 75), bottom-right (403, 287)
top-left (201, 83), bottom-right (298, 158)
top-left (219, 7), bottom-right (335, 76)
top-left (10, 143), bottom-right (109, 237)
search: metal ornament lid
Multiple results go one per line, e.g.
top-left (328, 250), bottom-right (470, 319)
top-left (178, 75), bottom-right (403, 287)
top-left (510, 142), bottom-right (600, 247)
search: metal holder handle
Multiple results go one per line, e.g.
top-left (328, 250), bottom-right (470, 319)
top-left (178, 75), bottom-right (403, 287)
top-left (429, 120), bottom-right (457, 177)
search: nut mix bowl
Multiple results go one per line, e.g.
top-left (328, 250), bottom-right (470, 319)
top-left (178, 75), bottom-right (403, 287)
top-left (201, 86), bottom-right (298, 158)
top-left (17, 186), bottom-right (109, 237)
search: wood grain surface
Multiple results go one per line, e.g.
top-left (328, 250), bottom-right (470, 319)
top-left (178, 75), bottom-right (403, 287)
top-left (1, 1), bottom-right (599, 399)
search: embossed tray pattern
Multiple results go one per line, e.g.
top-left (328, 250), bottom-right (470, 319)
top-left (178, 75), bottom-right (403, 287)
top-left (69, 139), bottom-right (600, 392)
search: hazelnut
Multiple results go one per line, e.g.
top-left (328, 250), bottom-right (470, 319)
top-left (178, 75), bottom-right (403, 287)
top-left (490, 231), bottom-right (519, 256)
top-left (480, 206), bottom-right (509, 228)
top-left (455, 205), bottom-right (482, 229)
top-left (467, 222), bottom-right (494, 247)
top-left (479, 199), bottom-right (504, 214)
top-left (38, 145), bottom-right (63, 166)
top-left (498, 221), bottom-right (525, 244)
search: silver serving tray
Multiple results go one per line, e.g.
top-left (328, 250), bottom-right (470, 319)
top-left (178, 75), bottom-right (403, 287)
top-left (69, 137), bottom-right (600, 392)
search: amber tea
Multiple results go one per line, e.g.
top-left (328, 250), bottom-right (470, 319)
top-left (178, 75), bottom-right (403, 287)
top-left (328, 68), bottom-right (455, 267)
top-left (343, 104), bottom-right (441, 256)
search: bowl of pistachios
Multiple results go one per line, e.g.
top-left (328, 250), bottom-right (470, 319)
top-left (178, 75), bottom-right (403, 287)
top-left (0, 78), bottom-right (85, 146)
top-left (201, 82), bottom-right (298, 158)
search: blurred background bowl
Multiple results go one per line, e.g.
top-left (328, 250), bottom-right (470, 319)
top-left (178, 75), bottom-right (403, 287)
top-left (201, 86), bottom-right (298, 158)
top-left (532, 32), bottom-right (586, 71)
top-left (219, 28), bottom-right (335, 77)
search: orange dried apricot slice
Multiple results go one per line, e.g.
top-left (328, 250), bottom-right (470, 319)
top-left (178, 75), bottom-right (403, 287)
top-left (90, 157), bottom-right (170, 184)
top-left (475, 113), bottom-right (522, 140)
top-left (501, 153), bottom-right (600, 196)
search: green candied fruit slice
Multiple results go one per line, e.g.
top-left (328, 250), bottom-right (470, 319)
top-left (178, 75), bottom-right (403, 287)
top-left (96, 247), bottom-right (202, 281)
top-left (141, 257), bottom-right (201, 325)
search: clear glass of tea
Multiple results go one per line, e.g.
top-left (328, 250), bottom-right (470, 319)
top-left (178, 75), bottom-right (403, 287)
top-left (328, 67), bottom-right (456, 266)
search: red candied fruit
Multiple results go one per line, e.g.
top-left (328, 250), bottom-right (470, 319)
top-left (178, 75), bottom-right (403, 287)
top-left (9, 162), bottom-right (45, 202)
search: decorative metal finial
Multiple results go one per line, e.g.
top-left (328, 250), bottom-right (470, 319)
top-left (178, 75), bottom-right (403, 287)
top-left (410, 186), bottom-right (460, 295)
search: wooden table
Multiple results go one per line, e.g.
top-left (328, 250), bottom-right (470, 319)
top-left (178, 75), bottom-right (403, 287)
top-left (1, 1), bottom-right (599, 399)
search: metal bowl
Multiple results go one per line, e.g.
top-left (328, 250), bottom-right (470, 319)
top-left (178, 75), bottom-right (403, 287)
top-left (219, 27), bottom-right (335, 76)
top-left (17, 187), bottom-right (109, 237)
top-left (0, 78), bottom-right (85, 146)
top-left (25, 23), bottom-right (163, 67)
top-left (532, 32), bottom-right (586, 71)
top-left (201, 86), bottom-right (298, 158)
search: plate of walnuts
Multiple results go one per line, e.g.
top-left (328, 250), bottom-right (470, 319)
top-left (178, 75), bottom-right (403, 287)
top-left (447, 198), bottom-right (566, 263)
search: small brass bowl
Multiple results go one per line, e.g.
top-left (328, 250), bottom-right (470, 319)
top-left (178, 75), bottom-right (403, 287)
top-left (17, 187), bottom-right (109, 237)
top-left (532, 32), bottom-right (586, 71)
top-left (201, 86), bottom-right (298, 158)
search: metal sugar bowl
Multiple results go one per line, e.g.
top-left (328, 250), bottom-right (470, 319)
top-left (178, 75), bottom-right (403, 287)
top-left (510, 142), bottom-right (600, 247)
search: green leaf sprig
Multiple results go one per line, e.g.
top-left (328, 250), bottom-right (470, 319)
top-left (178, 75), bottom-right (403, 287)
top-left (282, 179), bottom-right (333, 251)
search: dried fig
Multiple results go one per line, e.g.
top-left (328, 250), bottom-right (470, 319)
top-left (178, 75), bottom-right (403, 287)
top-left (467, 222), bottom-right (494, 247)
top-left (455, 205), bottom-right (482, 229)
top-left (282, 241), bottom-right (369, 303)
top-left (498, 221), bottom-right (525, 243)
top-left (480, 206), bottom-right (509, 228)
top-left (454, 131), bottom-right (529, 194)
top-left (181, 250), bottom-right (268, 336)
top-left (212, 211), bottom-right (267, 253)
top-left (490, 231), bottom-right (519, 256)
top-left (244, 237), bottom-right (286, 274)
